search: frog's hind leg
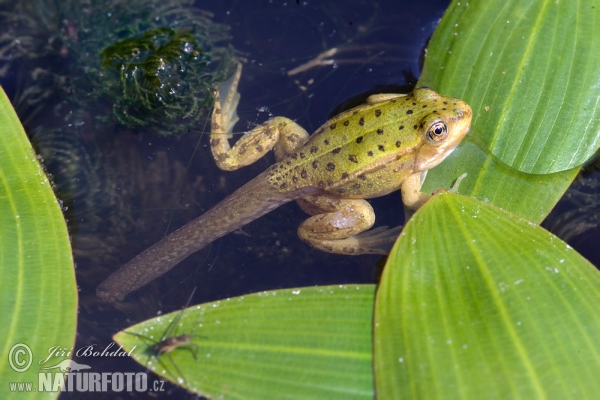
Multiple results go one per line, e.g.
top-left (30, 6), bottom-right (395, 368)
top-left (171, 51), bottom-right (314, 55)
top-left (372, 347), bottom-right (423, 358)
top-left (296, 195), bottom-right (398, 255)
top-left (210, 63), bottom-right (310, 171)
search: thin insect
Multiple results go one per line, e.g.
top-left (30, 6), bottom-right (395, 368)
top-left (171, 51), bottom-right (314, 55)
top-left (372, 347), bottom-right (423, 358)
top-left (126, 288), bottom-right (200, 384)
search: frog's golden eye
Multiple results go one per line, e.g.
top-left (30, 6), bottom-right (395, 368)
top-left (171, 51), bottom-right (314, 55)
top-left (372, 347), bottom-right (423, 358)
top-left (427, 121), bottom-right (448, 143)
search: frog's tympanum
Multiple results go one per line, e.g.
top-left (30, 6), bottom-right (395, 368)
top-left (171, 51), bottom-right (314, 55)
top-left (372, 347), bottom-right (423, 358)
top-left (98, 64), bottom-right (472, 301)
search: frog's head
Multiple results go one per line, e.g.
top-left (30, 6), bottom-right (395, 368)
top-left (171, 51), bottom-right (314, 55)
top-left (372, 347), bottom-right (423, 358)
top-left (411, 88), bottom-right (472, 172)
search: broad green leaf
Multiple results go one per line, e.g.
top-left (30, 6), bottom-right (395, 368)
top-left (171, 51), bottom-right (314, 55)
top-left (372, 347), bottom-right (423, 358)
top-left (422, 140), bottom-right (578, 223)
top-left (375, 192), bottom-right (600, 399)
top-left (0, 87), bottom-right (76, 398)
top-left (115, 285), bottom-right (375, 400)
top-left (421, 0), bottom-right (599, 221)
top-left (422, 0), bottom-right (600, 174)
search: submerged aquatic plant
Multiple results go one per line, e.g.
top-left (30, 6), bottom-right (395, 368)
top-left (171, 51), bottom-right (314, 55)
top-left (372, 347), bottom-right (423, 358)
top-left (100, 27), bottom-right (219, 133)
top-left (0, 0), bottom-right (235, 135)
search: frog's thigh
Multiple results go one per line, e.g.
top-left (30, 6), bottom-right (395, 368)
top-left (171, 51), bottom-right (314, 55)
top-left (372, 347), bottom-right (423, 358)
top-left (401, 172), bottom-right (431, 210)
top-left (211, 117), bottom-right (310, 171)
top-left (296, 194), bottom-right (377, 255)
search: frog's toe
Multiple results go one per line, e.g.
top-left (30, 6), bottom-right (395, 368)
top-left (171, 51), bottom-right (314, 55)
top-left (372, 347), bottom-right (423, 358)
top-left (216, 63), bottom-right (242, 134)
top-left (352, 225), bottom-right (403, 254)
top-left (306, 225), bottom-right (402, 255)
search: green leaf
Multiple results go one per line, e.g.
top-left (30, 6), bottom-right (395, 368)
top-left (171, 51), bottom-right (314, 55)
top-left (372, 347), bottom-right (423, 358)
top-left (0, 87), bottom-right (76, 398)
top-left (420, 0), bottom-right (599, 222)
top-left (421, 0), bottom-right (600, 175)
top-left (115, 285), bottom-right (375, 399)
top-left (421, 141), bottom-right (579, 223)
top-left (375, 192), bottom-right (600, 399)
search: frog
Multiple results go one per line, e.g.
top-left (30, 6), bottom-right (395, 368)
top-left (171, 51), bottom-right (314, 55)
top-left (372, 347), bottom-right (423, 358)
top-left (97, 63), bottom-right (472, 301)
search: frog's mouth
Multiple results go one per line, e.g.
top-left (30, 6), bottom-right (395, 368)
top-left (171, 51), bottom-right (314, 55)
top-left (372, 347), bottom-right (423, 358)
top-left (414, 148), bottom-right (456, 172)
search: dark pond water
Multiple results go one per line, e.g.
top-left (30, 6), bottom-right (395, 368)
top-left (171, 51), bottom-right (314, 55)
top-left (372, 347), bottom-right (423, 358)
top-left (3, 0), bottom-right (598, 398)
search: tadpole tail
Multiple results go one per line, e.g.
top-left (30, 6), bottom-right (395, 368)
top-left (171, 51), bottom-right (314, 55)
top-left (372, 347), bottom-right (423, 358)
top-left (97, 170), bottom-right (314, 302)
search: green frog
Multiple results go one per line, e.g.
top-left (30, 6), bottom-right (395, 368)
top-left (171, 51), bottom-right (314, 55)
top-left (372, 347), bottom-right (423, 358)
top-left (97, 64), bottom-right (472, 301)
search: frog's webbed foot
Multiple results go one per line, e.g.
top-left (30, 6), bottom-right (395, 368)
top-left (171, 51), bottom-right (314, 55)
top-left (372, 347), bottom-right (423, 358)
top-left (299, 221), bottom-right (401, 255)
top-left (212, 63), bottom-right (242, 137)
top-left (351, 225), bottom-right (403, 254)
top-left (315, 225), bottom-right (403, 255)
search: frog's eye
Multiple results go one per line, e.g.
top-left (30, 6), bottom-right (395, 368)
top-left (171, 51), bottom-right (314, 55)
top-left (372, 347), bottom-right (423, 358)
top-left (427, 121), bottom-right (448, 143)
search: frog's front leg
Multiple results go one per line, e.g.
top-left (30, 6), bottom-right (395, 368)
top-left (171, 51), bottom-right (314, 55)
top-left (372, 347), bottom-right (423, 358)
top-left (400, 172), bottom-right (431, 210)
top-left (296, 195), bottom-right (399, 255)
top-left (210, 63), bottom-right (310, 171)
top-left (400, 171), bottom-right (466, 210)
